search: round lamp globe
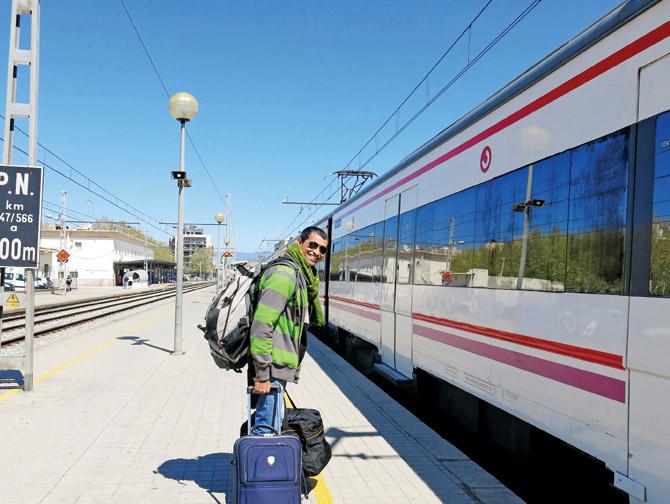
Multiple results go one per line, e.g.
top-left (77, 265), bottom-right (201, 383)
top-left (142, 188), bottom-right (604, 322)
top-left (169, 92), bottom-right (199, 122)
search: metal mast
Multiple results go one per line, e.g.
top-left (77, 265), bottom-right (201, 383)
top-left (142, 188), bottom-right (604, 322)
top-left (0, 0), bottom-right (41, 391)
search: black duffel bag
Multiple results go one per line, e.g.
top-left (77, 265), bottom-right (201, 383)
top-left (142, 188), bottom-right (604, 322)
top-left (282, 408), bottom-right (332, 477)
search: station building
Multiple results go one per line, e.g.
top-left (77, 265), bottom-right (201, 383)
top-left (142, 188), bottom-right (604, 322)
top-left (39, 228), bottom-right (157, 286)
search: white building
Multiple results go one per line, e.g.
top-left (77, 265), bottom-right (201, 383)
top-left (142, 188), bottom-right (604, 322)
top-left (40, 229), bottom-right (154, 286)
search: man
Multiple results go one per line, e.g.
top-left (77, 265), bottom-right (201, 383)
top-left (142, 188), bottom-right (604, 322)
top-left (250, 226), bottom-right (328, 433)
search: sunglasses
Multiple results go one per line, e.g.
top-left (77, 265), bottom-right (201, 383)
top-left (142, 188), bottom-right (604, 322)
top-left (306, 241), bottom-right (328, 255)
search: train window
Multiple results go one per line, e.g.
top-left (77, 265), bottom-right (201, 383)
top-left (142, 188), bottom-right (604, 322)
top-left (353, 225), bottom-right (375, 283)
top-left (566, 129), bottom-right (629, 294)
top-left (382, 216), bottom-right (398, 284)
top-left (345, 232), bottom-right (357, 282)
top-left (519, 152), bottom-right (570, 292)
top-left (650, 111), bottom-right (670, 296)
top-left (414, 188), bottom-right (476, 286)
top-left (373, 221), bottom-right (385, 282)
top-left (472, 168), bottom-right (527, 288)
top-left (397, 210), bottom-right (416, 285)
top-left (329, 239), bottom-right (344, 281)
top-left (315, 254), bottom-right (325, 282)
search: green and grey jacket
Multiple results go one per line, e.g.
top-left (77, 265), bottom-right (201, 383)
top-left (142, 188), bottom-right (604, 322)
top-left (250, 255), bottom-right (308, 383)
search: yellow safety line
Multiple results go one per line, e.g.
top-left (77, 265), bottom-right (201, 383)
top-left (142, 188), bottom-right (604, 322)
top-left (0, 311), bottom-right (169, 402)
top-left (284, 392), bottom-right (335, 503)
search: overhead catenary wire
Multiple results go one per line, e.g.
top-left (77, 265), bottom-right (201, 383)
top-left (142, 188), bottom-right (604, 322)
top-left (119, 0), bottom-right (227, 207)
top-left (341, 0), bottom-right (496, 173)
top-left (276, 174), bottom-right (340, 241)
top-left (276, 0), bottom-right (542, 241)
top-left (0, 134), bottom-right (171, 237)
top-left (354, 0), bottom-right (542, 172)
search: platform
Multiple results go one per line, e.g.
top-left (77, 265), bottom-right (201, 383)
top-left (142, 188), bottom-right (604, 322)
top-left (0, 286), bottom-right (522, 503)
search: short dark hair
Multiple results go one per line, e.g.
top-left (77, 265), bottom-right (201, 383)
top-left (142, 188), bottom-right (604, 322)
top-left (300, 226), bottom-right (328, 242)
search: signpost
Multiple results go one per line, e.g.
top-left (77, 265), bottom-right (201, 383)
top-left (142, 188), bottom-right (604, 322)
top-left (0, 165), bottom-right (43, 268)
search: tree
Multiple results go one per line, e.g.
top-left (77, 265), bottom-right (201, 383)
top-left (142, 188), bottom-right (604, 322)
top-left (188, 248), bottom-right (214, 276)
top-left (153, 245), bottom-right (174, 262)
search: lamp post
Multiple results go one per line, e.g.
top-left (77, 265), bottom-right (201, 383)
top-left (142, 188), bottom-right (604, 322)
top-left (215, 211), bottom-right (225, 291)
top-left (169, 92), bottom-right (198, 355)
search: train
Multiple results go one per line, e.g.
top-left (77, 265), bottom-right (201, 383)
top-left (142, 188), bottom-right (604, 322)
top-left (303, 1), bottom-right (670, 501)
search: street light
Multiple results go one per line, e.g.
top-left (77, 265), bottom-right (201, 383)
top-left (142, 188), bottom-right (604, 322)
top-left (169, 91), bottom-right (198, 355)
top-left (215, 211), bottom-right (225, 291)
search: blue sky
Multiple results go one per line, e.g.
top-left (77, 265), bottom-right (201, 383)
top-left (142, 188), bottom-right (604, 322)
top-left (0, 0), bottom-right (621, 253)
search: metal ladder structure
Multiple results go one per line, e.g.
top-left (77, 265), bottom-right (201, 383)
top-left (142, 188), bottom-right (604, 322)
top-left (0, 0), bottom-right (41, 391)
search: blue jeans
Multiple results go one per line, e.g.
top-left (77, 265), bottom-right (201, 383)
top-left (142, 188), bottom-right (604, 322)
top-left (253, 378), bottom-right (286, 434)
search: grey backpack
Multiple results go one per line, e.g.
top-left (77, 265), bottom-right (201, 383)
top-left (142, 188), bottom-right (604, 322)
top-left (198, 258), bottom-right (296, 372)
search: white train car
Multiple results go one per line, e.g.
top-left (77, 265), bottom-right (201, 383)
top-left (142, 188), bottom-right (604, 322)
top-left (313, 1), bottom-right (670, 501)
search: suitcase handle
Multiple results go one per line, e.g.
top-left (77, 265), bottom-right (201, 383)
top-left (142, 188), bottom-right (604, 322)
top-left (246, 384), bottom-right (282, 394)
top-left (250, 423), bottom-right (280, 436)
top-left (247, 384), bottom-right (282, 435)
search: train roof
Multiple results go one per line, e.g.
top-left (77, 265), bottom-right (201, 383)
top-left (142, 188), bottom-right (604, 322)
top-left (316, 0), bottom-right (659, 226)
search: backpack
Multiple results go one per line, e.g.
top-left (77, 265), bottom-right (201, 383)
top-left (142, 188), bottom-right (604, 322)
top-left (198, 258), bottom-right (297, 372)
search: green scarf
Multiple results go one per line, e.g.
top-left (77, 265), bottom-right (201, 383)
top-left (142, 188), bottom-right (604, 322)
top-left (287, 242), bottom-right (325, 327)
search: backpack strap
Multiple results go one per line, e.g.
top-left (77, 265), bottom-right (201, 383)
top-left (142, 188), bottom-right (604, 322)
top-left (256, 257), bottom-right (303, 327)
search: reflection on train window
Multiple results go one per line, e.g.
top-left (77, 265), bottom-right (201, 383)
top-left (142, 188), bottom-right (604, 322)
top-left (397, 210), bottom-right (416, 285)
top-left (383, 216), bottom-right (398, 284)
top-left (651, 111), bottom-right (670, 296)
top-left (343, 233), bottom-right (357, 281)
top-left (412, 128), bottom-right (627, 292)
top-left (330, 128), bottom-right (629, 294)
top-left (524, 152), bottom-right (570, 290)
top-left (414, 188), bottom-right (476, 286)
top-left (354, 225), bottom-right (376, 282)
top-left (567, 130), bottom-right (629, 294)
top-left (472, 168), bottom-right (528, 287)
top-left (329, 239), bottom-right (344, 281)
top-left (373, 222), bottom-right (384, 282)
top-left (316, 259), bottom-right (325, 282)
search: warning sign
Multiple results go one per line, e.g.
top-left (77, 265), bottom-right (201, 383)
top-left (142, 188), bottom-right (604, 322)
top-left (222, 251), bottom-right (233, 258)
top-left (5, 292), bottom-right (21, 308)
top-left (56, 249), bottom-right (70, 262)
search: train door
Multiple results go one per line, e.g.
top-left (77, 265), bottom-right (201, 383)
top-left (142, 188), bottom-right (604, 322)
top-left (380, 186), bottom-right (417, 378)
top-left (623, 54), bottom-right (670, 503)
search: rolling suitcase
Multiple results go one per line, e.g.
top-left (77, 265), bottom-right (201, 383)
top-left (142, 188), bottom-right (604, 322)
top-left (231, 385), bottom-right (303, 504)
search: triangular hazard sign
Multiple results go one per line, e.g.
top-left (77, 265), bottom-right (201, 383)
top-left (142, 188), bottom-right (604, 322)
top-left (6, 293), bottom-right (21, 308)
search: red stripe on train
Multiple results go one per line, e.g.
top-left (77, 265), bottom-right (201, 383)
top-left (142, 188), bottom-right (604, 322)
top-left (325, 294), bottom-right (623, 369)
top-left (412, 313), bottom-right (624, 370)
top-left (329, 299), bottom-right (381, 321)
top-left (328, 294), bottom-right (380, 310)
top-left (413, 323), bottom-right (626, 403)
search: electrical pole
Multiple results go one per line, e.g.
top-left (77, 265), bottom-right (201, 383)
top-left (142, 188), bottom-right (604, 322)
top-left (0, 0), bottom-right (41, 391)
top-left (58, 191), bottom-right (67, 294)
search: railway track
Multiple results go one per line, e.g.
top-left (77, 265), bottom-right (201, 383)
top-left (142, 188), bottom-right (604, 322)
top-left (0, 282), bottom-right (215, 346)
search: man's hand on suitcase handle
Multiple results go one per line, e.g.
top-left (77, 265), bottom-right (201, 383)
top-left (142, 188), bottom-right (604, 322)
top-left (252, 378), bottom-right (271, 394)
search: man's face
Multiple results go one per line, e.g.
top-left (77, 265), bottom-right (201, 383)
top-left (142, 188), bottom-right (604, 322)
top-left (298, 232), bottom-right (329, 267)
